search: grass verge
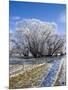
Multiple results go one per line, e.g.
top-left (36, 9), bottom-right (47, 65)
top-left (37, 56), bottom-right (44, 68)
top-left (9, 63), bottom-right (50, 89)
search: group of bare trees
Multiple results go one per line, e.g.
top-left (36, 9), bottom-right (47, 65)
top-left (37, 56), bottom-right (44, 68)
top-left (10, 19), bottom-right (66, 58)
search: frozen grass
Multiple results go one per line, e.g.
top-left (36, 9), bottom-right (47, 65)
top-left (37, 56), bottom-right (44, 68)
top-left (9, 64), bottom-right (48, 77)
top-left (9, 63), bottom-right (50, 89)
top-left (54, 62), bottom-right (66, 86)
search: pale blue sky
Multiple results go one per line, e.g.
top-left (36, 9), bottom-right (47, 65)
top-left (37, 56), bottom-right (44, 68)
top-left (9, 1), bottom-right (66, 34)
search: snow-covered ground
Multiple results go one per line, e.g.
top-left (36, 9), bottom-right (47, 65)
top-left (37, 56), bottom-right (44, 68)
top-left (9, 56), bottom-right (66, 87)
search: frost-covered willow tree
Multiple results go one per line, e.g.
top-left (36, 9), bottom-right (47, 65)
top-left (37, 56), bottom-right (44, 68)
top-left (47, 34), bottom-right (65, 56)
top-left (15, 19), bottom-right (57, 57)
top-left (9, 31), bottom-right (16, 56)
top-left (9, 29), bottom-right (29, 57)
top-left (10, 19), bottom-right (65, 57)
